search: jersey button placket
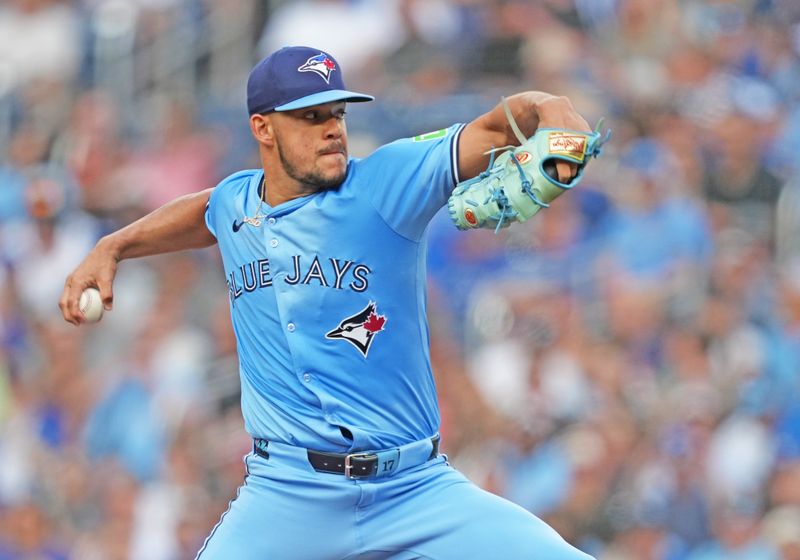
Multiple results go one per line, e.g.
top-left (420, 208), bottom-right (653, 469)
top-left (270, 238), bottom-right (278, 248)
top-left (287, 322), bottom-right (296, 332)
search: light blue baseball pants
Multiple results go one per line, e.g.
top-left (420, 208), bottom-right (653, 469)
top-left (195, 438), bottom-right (595, 559)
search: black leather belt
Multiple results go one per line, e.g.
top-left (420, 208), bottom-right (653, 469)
top-left (253, 435), bottom-right (440, 479)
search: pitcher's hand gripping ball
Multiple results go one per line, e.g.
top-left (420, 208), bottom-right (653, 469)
top-left (79, 287), bottom-right (104, 323)
top-left (448, 98), bottom-right (610, 232)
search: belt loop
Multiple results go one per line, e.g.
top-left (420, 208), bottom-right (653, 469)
top-left (429, 434), bottom-right (440, 460)
top-left (254, 438), bottom-right (270, 459)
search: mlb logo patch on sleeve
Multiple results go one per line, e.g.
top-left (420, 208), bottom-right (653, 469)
top-left (413, 129), bottom-right (447, 142)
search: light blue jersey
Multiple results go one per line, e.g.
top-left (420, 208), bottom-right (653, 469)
top-left (195, 44), bottom-right (595, 559)
top-left (198, 125), bottom-right (595, 560)
top-left (205, 124), bottom-right (464, 452)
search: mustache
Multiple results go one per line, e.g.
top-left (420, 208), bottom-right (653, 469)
top-left (318, 142), bottom-right (346, 155)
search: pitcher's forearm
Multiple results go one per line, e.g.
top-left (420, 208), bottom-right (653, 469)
top-left (458, 93), bottom-right (591, 180)
top-left (60, 188), bottom-right (217, 325)
top-left (107, 188), bottom-right (217, 262)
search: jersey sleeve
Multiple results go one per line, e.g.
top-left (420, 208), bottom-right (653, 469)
top-left (204, 186), bottom-right (220, 238)
top-left (362, 123), bottom-right (464, 241)
top-left (204, 169), bottom-right (256, 238)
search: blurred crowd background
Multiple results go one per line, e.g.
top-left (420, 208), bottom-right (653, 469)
top-left (1, 0), bottom-right (800, 558)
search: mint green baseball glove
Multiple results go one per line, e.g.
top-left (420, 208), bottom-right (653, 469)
top-left (448, 99), bottom-right (609, 232)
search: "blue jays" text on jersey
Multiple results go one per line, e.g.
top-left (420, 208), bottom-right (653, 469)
top-left (226, 254), bottom-right (372, 306)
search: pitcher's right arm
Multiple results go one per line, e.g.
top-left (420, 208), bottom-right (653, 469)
top-left (60, 188), bottom-right (216, 325)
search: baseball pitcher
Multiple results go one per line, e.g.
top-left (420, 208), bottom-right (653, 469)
top-left (60, 46), bottom-right (605, 559)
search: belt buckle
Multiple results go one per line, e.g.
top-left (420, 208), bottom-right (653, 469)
top-left (344, 452), bottom-right (376, 479)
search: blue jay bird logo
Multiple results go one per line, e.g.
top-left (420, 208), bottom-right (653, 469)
top-left (298, 53), bottom-right (337, 83)
top-left (326, 301), bottom-right (387, 357)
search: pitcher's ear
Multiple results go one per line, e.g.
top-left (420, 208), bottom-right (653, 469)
top-left (249, 114), bottom-right (274, 146)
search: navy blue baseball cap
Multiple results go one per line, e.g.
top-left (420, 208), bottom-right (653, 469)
top-left (247, 46), bottom-right (374, 115)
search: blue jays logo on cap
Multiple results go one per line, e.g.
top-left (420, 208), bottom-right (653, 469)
top-left (298, 53), bottom-right (337, 83)
top-left (247, 46), bottom-right (374, 115)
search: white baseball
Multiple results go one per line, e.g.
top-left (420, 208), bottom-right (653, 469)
top-left (79, 287), bottom-right (104, 323)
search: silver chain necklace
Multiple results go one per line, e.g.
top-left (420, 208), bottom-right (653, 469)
top-left (243, 177), bottom-right (268, 227)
